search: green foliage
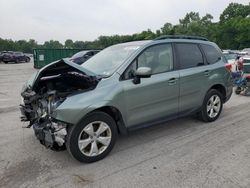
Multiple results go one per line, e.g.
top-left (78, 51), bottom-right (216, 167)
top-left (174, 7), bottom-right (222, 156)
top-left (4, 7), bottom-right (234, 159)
top-left (43, 40), bottom-right (63, 49)
top-left (64, 39), bottom-right (74, 49)
top-left (220, 3), bottom-right (250, 23)
top-left (0, 38), bottom-right (39, 53)
top-left (1, 2), bottom-right (250, 52)
top-left (217, 17), bottom-right (250, 49)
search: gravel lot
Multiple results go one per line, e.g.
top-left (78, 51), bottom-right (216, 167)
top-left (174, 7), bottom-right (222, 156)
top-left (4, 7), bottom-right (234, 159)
top-left (0, 61), bottom-right (250, 188)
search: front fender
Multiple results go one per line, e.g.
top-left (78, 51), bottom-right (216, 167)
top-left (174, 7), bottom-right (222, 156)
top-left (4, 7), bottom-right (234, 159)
top-left (53, 99), bottom-right (126, 126)
top-left (52, 73), bottom-right (126, 125)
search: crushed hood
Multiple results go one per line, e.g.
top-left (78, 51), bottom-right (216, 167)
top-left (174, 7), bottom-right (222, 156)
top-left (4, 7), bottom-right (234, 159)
top-left (26, 59), bottom-right (98, 89)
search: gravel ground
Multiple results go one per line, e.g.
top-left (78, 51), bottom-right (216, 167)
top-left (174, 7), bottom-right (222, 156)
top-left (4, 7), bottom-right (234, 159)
top-left (0, 61), bottom-right (250, 188)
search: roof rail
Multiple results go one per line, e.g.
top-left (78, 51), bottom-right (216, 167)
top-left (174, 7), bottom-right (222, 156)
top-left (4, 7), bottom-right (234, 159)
top-left (154, 35), bottom-right (209, 41)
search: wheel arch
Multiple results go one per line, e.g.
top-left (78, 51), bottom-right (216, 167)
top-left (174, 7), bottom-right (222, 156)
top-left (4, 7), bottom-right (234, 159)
top-left (88, 106), bottom-right (128, 135)
top-left (208, 84), bottom-right (227, 102)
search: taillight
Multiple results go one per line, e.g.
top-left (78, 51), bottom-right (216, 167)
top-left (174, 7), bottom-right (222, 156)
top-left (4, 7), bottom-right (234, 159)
top-left (225, 63), bottom-right (232, 72)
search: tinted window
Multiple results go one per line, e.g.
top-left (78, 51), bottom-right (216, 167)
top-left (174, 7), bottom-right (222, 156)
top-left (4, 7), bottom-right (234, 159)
top-left (201, 44), bottom-right (221, 64)
top-left (176, 43), bottom-right (203, 69)
top-left (123, 44), bottom-right (173, 79)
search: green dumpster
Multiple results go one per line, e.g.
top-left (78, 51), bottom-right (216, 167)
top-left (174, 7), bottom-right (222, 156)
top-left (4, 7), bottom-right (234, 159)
top-left (33, 49), bottom-right (85, 69)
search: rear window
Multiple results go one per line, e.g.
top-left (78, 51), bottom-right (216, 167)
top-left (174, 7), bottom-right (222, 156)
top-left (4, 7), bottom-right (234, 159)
top-left (201, 44), bottom-right (221, 64)
top-left (175, 43), bottom-right (204, 69)
top-left (223, 53), bottom-right (237, 61)
top-left (243, 59), bottom-right (250, 64)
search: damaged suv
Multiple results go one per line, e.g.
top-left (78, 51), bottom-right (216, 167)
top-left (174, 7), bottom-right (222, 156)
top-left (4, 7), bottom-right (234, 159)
top-left (20, 36), bottom-right (232, 163)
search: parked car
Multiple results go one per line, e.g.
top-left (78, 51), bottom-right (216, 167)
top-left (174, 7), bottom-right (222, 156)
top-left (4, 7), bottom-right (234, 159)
top-left (20, 35), bottom-right (233, 163)
top-left (69, 50), bottom-right (100, 65)
top-left (242, 48), bottom-right (250, 55)
top-left (241, 55), bottom-right (250, 73)
top-left (223, 50), bottom-right (238, 71)
top-left (0, 51), bottom-right (13, 62)
top-left (0, 51), bottom-right (30, 63)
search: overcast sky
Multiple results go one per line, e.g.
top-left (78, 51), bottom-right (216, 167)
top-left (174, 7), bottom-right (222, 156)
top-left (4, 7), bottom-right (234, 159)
top-left (0, 0), bottom-right (249, 44)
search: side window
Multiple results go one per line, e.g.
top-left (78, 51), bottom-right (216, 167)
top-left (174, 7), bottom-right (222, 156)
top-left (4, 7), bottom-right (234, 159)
top-left (175, 43), bottom-right (204, 69)
top-left (123, 44), bottom-right (173, 79)
top-left (201, 44), bottom-right (221, 64)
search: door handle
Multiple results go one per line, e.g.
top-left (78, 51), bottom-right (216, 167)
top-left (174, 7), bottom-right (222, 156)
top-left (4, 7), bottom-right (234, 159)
top-left (204, 70), bottom-right (210, 76)
top-left (168, 78), bottom-right (178, 85)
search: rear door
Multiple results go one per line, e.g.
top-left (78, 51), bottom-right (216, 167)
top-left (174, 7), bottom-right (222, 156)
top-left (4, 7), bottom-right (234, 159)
top-left (175, 43), bottom-right (210, 114)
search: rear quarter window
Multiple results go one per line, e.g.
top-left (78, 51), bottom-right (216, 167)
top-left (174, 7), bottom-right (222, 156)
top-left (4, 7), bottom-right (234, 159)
top-left (201, 44), bottom-right (221, 64)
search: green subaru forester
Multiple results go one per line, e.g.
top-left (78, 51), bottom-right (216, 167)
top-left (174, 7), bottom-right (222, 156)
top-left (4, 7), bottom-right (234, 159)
top-left (20, 36), bottom-right (233, 162)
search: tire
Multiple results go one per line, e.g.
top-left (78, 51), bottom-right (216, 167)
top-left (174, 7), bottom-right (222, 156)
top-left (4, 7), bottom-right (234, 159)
top-left (198, 89), bottom-right (223, 122)
top-left (3, 61), bottom-right (8, 64)
top-left (25, 57), bottom-right (30, 62)
top-left (235, 87), bottom-right (241, 95)
top-left (66, 111), bottom-right (118, 163)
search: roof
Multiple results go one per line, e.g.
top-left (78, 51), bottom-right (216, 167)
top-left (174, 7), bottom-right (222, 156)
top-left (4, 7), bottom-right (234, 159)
top-left (114, 40), bottom-right (152, 46)
top-left (112, 35), bottom-right (212, 48)
top-left (154, 35), bottom-right (209, 41)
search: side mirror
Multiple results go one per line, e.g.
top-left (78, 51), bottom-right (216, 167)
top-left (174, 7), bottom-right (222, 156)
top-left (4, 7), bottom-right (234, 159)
top-left (133, 67), bottom-right (152, 84)
top-left (135, 67), bottom-right (152, 78)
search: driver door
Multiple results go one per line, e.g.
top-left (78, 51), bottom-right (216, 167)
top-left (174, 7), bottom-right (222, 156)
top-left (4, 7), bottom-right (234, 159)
top-left (121, 44), bottom-right (179, 128)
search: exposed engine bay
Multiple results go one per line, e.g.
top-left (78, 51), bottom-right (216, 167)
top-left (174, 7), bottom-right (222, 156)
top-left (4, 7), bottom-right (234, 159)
top-left (20, 60), bottom-right (100, 150)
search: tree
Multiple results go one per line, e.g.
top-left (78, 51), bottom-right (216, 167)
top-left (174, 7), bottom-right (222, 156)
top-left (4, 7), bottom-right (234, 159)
top-left (1, 2), bottom-right (250, 52)
top-left (65, 39), bottom-right (74, 49)
top-left (161, 23), bottom-right (173, 35)
top-left (179, 12), bottom-right (200, 27)
top-left (220, 3), bottom-right (250, 23)
top-left (43, 40), bottom-right (63, 49)
top-left (73, 41), bottom-right (86, 49)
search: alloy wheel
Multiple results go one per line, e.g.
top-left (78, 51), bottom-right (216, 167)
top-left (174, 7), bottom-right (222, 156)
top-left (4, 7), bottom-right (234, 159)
top-left (78, 121), bottom-right (112, 157)
top-left (206, 95), bottom-right (221, 118)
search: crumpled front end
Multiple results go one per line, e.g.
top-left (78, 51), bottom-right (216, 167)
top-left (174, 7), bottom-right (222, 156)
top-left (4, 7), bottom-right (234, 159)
top-left (20, 59), bottom-right (100, 150)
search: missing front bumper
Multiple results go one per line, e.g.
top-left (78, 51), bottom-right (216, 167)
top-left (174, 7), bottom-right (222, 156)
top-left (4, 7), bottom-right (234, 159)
top-left (32, 121), bottom-right (67, 151)
top-left (33, 123), bottom-right (54, 147)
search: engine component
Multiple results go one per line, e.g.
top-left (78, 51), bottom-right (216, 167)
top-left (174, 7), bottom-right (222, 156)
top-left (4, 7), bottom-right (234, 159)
top-left (20, 59), bottom-right (100, 151)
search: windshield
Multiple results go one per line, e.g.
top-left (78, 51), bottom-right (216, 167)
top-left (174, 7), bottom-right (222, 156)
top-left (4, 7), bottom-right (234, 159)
top-left (72, 51), bottom-right (87, 59)
top-left (81, 44), bottom-right (140, 76)
top-left (224, 53), bottom-right (237, 60)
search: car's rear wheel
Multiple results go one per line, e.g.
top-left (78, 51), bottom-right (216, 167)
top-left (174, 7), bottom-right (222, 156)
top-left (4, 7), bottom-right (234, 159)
top-left (198, 89), bottom-right (223, 122)
top-left (25, 57), bottom-right (30, 62)
top-left (66, 111), bottom-right (118, 163)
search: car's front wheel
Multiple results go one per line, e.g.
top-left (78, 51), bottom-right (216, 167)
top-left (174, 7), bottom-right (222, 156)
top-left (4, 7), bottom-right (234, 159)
top-left (198, 89), bottom-right (223, 122)
top-left (66, 111), bottom-right (118, 163)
